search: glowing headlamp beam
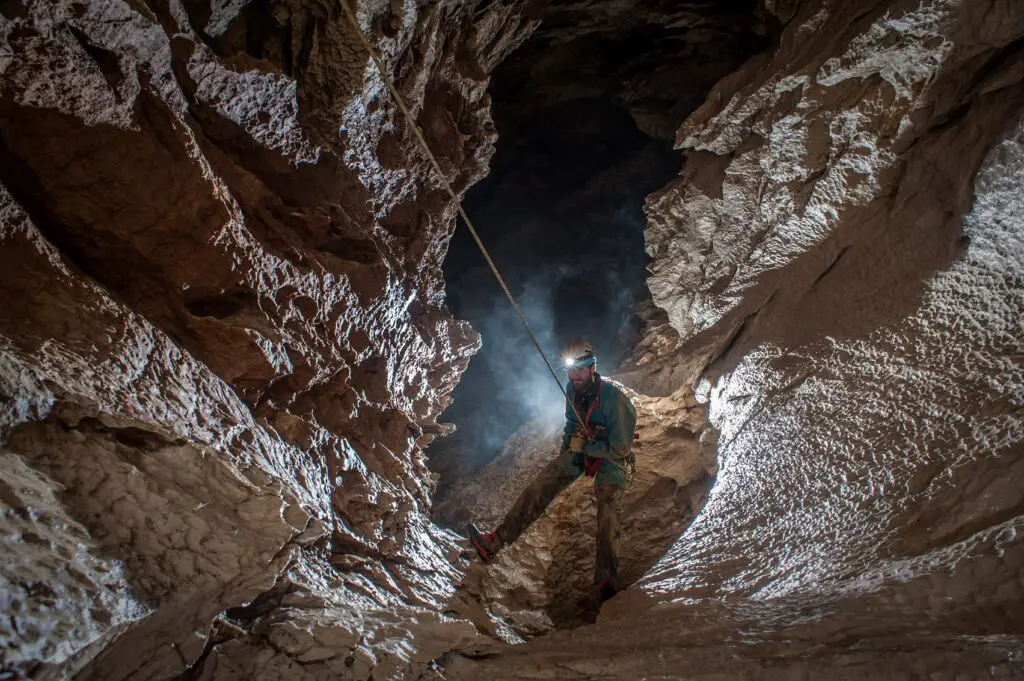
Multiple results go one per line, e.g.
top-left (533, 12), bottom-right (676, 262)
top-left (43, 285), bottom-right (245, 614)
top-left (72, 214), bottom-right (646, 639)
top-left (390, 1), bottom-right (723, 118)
top-left (564, 356), bottom-right (595, 370)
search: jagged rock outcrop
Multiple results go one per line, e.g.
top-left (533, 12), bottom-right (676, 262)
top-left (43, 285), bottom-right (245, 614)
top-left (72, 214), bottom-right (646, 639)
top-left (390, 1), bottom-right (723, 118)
top-left (0, 0), bottom-right (534, 678)
top-left (644, 0), bottom-right (1024, 598)
top-left (491, 0), bottom-right (774, 140)
top-left (443, 0), bottom-right (1024, 678)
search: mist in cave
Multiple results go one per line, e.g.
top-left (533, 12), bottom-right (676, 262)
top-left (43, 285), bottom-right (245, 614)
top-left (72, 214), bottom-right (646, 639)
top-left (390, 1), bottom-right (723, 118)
top-left (429, 0), bottom-right (771, 502)
top-left (440, 100), bottom-right (677, 469)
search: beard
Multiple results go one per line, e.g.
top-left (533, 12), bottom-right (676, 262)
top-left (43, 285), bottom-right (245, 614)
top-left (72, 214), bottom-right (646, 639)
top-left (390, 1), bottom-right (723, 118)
top-left (571, 372), bottom-right (595, 390)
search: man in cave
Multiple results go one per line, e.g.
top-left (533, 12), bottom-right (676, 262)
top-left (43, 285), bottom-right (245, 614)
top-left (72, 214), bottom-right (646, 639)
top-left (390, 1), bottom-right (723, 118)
top-left (468, 338), bottom-right (638, 604)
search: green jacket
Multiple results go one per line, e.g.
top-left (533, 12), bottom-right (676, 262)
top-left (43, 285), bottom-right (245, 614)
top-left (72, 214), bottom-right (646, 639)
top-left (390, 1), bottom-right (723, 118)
top-left (561, 376), bottom-right (637, 460)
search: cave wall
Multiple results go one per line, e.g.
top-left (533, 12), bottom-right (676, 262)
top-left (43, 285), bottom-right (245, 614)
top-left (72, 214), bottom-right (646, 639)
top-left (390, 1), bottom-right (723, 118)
top-left (0, 0), bottom-right (535, 678)
top-left (643, 0), bottom-right (1024, 600)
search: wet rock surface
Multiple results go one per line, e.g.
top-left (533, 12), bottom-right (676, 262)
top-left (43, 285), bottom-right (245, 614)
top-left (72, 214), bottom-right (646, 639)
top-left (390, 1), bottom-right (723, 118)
top-left (643, 0), bottom-right (1024, 597)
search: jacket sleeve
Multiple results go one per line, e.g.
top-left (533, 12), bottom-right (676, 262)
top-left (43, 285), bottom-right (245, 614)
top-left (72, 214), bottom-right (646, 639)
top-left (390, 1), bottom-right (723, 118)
top-left (561, 381), bottom-right (577, 451)
top-left (583, 385), bottom-right (637, 459)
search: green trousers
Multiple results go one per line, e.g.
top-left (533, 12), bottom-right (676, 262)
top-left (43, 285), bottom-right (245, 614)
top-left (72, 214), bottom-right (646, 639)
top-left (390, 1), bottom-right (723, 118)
top-left (496, 449), bottom-right (625, 588)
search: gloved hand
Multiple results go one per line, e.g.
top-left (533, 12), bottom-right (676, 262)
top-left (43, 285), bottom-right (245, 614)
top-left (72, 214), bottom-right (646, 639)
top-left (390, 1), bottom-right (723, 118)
top-left (569, 429), bottom-right (590, 453)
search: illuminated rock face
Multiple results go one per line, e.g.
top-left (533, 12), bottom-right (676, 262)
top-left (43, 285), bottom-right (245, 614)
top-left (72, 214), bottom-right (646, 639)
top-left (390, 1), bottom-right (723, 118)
top-left (3, 0), bottom-right (1024, 680)
top-left (0, 0), bottom-right (530, 678)
top-left (643, 0), bottom-right (1024, 599)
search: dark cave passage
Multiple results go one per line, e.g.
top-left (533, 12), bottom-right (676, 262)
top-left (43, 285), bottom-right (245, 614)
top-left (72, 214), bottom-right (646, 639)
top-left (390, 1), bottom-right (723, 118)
top-left (437, 99), bottom-right (678, 484)
top-left (429, 0), bottom-right (773, 505)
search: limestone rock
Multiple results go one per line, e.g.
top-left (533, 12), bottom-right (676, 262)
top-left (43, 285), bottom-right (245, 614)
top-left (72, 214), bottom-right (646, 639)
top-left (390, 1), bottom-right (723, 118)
top-left (491, 0), bottom-right (774, 140)
top-left (0, 0), bottom-right (532, 677)
top-left (4, 0), bottom-right (1024, 678)
top-left (644, 0), bottom-right (1024, 602)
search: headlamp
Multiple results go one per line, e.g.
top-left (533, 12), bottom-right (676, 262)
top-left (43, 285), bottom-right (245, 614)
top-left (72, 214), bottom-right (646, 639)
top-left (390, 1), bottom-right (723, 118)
top-left (563, 355), bottom-right (596, 371)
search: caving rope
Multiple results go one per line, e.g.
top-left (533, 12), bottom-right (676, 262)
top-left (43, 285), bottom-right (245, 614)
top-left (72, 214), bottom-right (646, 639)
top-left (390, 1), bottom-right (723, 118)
top-left (338, 0), bottom-right (588, 426)
top-left (339, 1), bottom-right (634, 535)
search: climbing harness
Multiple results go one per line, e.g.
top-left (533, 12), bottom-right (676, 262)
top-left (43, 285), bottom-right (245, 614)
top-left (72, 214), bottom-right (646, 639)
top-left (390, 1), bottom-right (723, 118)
top-left (573, 376), bottom-right (634, 484)
top-left (339, 0), bottom-right (589, 431)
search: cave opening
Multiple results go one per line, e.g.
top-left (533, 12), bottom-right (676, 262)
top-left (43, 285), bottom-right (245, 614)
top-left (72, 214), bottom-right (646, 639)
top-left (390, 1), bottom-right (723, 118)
top-left (429, 1), bottom-right (775, 507)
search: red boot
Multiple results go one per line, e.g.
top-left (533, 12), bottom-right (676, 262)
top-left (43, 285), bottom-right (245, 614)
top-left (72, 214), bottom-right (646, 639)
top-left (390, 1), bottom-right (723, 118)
top-left (467, 523), bottom-right (503, 563)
